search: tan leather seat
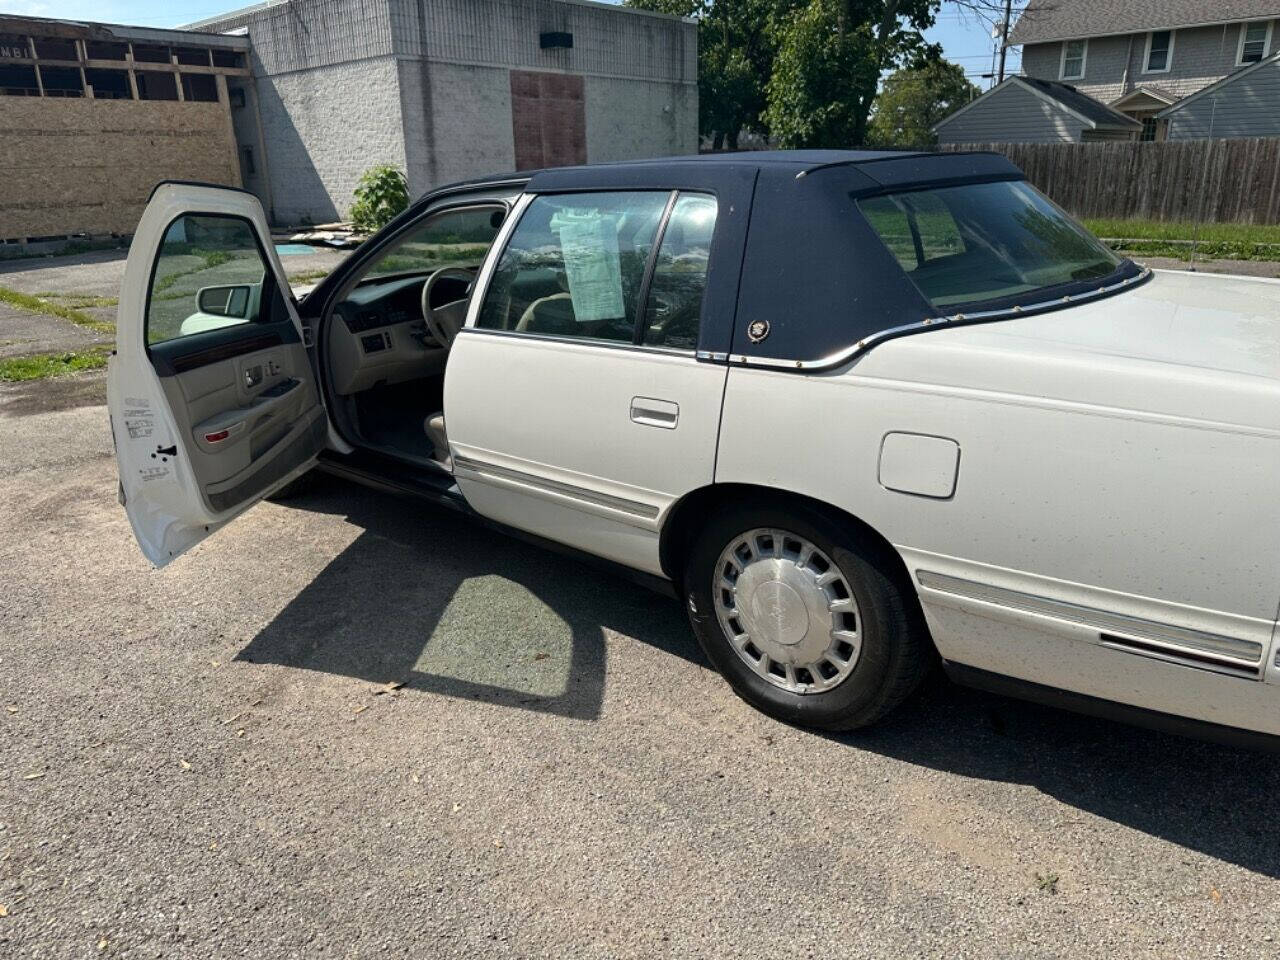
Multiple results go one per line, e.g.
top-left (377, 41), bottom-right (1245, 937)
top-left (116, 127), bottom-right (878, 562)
top-left (423, 412), bottom-right (450, 469)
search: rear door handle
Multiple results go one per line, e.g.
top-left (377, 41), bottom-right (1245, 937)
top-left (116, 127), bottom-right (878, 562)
top-left (630, 397), bottom-right (679, 429)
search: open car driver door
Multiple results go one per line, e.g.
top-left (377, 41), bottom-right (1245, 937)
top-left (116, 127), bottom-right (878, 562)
top-left (108, 183), bottom-right (330, 566)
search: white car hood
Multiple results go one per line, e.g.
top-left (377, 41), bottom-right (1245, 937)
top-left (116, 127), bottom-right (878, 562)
top-left (857, 268), bottom-right (1280, 432)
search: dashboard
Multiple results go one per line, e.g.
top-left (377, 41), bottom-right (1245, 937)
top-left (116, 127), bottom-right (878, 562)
top-left (328, 270), bottom-right (473, 396)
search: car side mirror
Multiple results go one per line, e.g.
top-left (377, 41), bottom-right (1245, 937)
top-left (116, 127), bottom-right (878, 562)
top-left (197, 284), bottom-right (252, 319)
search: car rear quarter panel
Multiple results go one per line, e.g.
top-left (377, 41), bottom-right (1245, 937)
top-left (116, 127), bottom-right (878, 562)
top-left (714, 345), bottom-right (1280, 734)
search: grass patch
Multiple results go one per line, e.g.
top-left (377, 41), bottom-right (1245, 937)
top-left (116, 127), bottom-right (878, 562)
top-left (0, 347), bottom-right (110, 382)
top-left (1082, 219), bottom-right (1280, 262)
top-left (286, 268), bottom-right (332, 285)
top-left (35, 293), bottom-right (118, 310)
top-left (0, 286), bottom-right (114, 333)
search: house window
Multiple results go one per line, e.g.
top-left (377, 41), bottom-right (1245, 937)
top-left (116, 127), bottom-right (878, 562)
top-left (1138, 116), bottom-right (1168, 142)
top-left (1144, 30), bottom-right (1174, 72)
top-left (242, 147), bottom-right (256, 176)
top-left (1237, 21), bottom-right (1273, 65)
top-left (1061, 39), bottom-right (1087, 80)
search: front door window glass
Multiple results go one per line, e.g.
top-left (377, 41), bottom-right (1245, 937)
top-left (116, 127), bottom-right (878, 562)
top-left (146, 215), bottom-right (278, 345)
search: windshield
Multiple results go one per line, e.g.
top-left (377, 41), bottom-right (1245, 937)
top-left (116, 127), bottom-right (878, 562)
top-left (361, 206), bottom-right (505, 281)
top-left (858, 180), bottom-right (1122, 311)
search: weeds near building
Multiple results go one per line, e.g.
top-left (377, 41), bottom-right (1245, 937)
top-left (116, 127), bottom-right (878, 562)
top-left (350, 166), bottom-right (410, 233)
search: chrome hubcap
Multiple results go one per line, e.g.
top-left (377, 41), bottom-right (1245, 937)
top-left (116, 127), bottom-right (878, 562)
top-left (713, 528), bottom-right (862, 694)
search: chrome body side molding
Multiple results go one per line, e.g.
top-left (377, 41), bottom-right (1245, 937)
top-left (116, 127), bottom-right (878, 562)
top-left (917, 569), bottom-right (1264, 677)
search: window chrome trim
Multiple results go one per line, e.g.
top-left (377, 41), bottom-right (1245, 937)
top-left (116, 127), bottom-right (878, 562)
top-left (463, 191), bottom-right (535, 332)
top-left (457, 325), bottom-right (697, 358)
top-left (917, 569), bottom-right (1264, 669)
top-left (720, 264), bottom-right (1153, 373)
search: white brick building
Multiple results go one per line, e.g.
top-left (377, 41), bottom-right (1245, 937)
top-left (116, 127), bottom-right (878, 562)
top-left (189, 0), bottom-right (698, 225)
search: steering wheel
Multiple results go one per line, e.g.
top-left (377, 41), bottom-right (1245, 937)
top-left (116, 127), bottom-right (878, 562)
top-left (419, 267), bottom-right (475, 349)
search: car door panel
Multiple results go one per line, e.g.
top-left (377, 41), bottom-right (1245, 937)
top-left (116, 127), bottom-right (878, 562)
top-left (109, 183), bottom-right (329, 566)
top-left (446, 333), bottom-right (725, 575)
top-left (445, 179), bottom-right (751, 577)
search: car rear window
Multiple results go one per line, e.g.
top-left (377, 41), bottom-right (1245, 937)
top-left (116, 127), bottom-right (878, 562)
top-left (858, 180), bottom-right (1121, 311)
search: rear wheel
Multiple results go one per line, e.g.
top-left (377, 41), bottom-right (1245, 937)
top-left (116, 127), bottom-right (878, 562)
top-left (684, 501), bottom-right (930, 731)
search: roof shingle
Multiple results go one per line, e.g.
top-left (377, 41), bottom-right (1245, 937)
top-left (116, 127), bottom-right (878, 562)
top-left (1009, 0), bottom-right (1280, 45)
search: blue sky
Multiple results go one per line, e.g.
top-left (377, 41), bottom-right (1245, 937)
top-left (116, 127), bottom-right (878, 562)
top-left (0, 0), bottom-right (1021, 87)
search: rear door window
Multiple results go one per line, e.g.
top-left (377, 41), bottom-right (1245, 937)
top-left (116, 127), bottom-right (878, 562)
top-left (641, 193), bottom-right (718, 350)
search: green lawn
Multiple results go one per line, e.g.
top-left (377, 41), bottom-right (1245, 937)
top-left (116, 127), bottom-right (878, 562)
top-left (0, 348), bottom-right (110, 382)
top-left (0, 286), bottom-right (114, 333)
top-left (1081, 219), bottom-right (1280, 261)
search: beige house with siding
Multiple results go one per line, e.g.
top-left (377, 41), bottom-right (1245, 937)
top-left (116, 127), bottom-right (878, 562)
top-left (936, 1), bottom-right (1280, 144)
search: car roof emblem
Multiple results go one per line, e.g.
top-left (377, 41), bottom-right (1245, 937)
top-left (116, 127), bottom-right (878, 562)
top-left (747, 319), bottom-right (770, 344)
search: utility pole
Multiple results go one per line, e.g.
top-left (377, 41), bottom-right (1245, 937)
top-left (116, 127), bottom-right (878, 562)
top-left (997, 0), bottom-right (1013, 82)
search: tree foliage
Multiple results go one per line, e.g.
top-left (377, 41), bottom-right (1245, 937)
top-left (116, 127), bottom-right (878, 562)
top-left (626, 0), bottom-right (798, 149)
top-left (626, 0), bottom-right (999, 149)
top-left (866, 59), bottom-right (980, 147)
top-left (349, 165), bottom-right (409, 233)
top-left (764, 0), bottom-right (940, 148)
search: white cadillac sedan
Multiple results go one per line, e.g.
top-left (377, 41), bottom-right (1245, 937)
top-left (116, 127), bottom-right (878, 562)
top-left (108, 151), bottom-right (1280, 745)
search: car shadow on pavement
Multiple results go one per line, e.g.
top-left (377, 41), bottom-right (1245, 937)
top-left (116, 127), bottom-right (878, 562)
top-left (237, 474), bottom-right (701, 722)
top-left (243, 475), bottom-right (1280, 878)
top-left (842, 674), bottom-right (1280, 879)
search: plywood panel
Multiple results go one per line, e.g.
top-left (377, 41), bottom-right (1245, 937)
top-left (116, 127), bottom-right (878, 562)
top-left (0, 97), bottom-right (239, 239)
top-left (509, 69), bottom-right (585, 171)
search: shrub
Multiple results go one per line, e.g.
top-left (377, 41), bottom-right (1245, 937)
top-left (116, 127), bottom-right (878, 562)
top-left (349, 165), bottom-right (410, 233)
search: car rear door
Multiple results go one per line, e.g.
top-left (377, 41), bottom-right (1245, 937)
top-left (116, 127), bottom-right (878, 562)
top-left (443, 168), bottom-right (754, 577)
top-left (108, 183), bottom-right (329, 566)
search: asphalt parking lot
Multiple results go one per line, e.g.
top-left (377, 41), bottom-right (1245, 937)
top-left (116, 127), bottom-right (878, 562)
top-left (2, 368), bottom-right (1280, 960)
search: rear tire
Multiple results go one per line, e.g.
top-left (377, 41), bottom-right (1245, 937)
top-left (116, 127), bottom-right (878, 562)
top-left (684, 500), bottom-right (931, 731)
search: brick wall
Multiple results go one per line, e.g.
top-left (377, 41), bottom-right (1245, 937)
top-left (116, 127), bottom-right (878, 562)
top-left (0, 96), bottom-right (239, 240)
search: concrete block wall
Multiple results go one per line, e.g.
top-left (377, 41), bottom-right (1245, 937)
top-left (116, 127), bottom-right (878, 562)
top-left (252, 56), bottom-right (407, 225)
top-left (195, 0), bottom-right (698, 224)
top-left (0, 97), bottom-right (239, 240)
top-left (1021, 20), bottom-right (1279, 103)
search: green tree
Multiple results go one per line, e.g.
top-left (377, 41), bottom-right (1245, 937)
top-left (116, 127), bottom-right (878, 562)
top-left (627, 0), bottom-right (801, 149)
top-left (866, 59), bottom-right (979, 147)
top-left (764, 0), bottom-right (941, 149)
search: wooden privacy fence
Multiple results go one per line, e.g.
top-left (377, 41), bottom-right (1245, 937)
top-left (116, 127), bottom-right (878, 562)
top-left (945, 139), bottom-right (1280, 224)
